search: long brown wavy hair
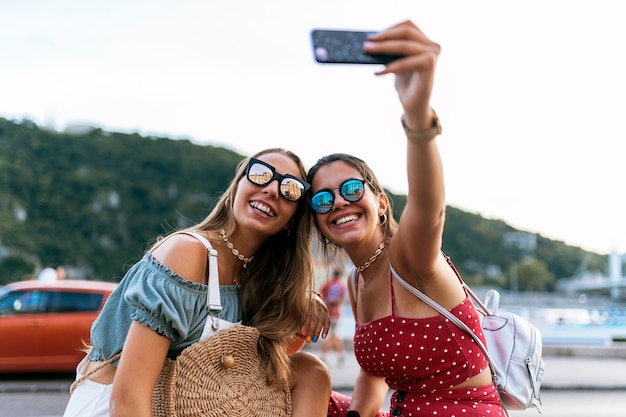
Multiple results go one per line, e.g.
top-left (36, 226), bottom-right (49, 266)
top-left (178, 148), bottom-right (313, 386)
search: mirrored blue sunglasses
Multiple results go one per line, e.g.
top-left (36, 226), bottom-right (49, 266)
top-left (309, 179), bottom-right (367, 214)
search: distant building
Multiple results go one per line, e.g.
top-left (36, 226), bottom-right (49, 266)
top-left (558, 252), bottom-right (626, 300)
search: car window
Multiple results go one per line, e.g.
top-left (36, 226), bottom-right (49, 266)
top-left (0, 290), bottom-right (47, 315)
top-left (46, 291), bottom-right (104, 313)
top-left (0, 289), bottom-right (105, 315)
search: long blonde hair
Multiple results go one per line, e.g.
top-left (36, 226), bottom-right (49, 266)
top-left (179, 148), bottom-right (313, 386)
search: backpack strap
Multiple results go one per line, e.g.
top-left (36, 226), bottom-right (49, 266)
top-left (390, 264), bottom-right (498, 379)
top-left (443, 252), bottom-right (491, 316)
top-left (178, 231), bottom-right (222, 311)
top-left (71, 231), bottom-right (223, 395)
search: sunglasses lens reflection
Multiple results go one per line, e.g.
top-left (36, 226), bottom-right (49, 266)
top-left (311, 192), bottom-right (334, 214)
top-left (341, 180), bottom-right (365, 201)
top-left (280, 178), bottom-right (305, 202)
top-left (248, 163), bottom-right (273, 185)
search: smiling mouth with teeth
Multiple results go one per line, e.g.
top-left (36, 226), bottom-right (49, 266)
top-left (335, 214), bottom-right (359, 225)
top-left (250, 201), bottom-right (275, 217)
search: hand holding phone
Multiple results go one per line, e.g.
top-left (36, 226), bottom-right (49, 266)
top-left (311, 29), bottom-right (402, 65)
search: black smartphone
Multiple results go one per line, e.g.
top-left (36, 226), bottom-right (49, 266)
top-left (310, 29), bottom-right (402, 65)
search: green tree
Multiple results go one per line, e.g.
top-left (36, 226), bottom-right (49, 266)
top-left (0, 256), bottom-right (35, 285)
top-left (0, 117), bottom-right (607, 288)
top-left (507, 258), bottom-right (556, 292)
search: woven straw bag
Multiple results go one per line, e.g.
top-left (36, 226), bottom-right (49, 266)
top-left (152, 324), bottom-right (292, 417)
top-left (71, 234), bottom-right (292, 415)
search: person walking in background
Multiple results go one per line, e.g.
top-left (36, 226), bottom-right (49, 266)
top-left (319, 269), bottom-right (347, 365)
top-left (63, 148), bottom-right (332, 417)
top-left (36, 265), bottom-right (66, 282)
top-left (307, 20), bottom-right (505, 417)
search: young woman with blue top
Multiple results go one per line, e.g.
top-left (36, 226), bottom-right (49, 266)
top-left (63, 148), bottom-right (332, 417)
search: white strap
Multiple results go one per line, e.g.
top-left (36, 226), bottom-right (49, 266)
top-left (179, 231), bottom-right (222, 311)
top-left (385, 265), bottom-right (511, 416)
top-left (390, 264), bottom-right (494, 370)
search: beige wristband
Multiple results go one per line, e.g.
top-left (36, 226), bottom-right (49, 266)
top-left (401, 110), bottom-right (442, 144)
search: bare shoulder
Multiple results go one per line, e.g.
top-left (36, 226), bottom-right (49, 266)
top-left (151, 233), bottom-right (209, 284)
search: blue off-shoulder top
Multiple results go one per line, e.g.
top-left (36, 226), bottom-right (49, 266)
top-left (87, 253), bottom-right (241, 363)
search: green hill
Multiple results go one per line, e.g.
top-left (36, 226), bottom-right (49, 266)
top-left (0, 118), bottom-right (606, 290)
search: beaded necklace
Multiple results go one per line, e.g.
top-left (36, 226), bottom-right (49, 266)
top-left (219, 229), bottom-right (253, 270)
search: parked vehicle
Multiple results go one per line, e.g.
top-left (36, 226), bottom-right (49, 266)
top-left (0, 279), bottom-right (117, 372)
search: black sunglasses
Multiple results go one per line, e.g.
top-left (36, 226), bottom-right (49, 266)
top-left (309, 179), bottom-right (367, 214)
top-left (246, 158), bottom-right (311, 202)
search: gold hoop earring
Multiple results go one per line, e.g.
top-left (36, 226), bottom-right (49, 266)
top-left (379, 212), bottom-right (387, 226)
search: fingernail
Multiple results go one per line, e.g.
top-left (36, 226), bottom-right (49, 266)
top-left (306, 336), bottom-right (312, 343)
top-left (312, 336), bottom-right (318, 343)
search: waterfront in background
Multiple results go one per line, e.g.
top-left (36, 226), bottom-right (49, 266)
top-left (335, 291), bottom-right (626, 347)
top-left (490, 291), bottom-right (626, 346)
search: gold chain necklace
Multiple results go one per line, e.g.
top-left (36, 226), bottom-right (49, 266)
top-left (219, 229), bottom-right (253, 269)
top-left (356, 241), bottom-right (386, 273)
top-left (356, 241), bottom-right (386, 291)
top-left (359, 259), bottom-right (384, 291)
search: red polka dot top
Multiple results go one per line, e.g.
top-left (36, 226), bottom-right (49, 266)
top-left (353, 266), bottom-right (489, 394)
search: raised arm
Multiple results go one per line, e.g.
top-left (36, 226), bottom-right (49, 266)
top-left (364, 20), bottom-right (445, 280)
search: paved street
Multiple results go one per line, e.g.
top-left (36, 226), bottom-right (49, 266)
top-left (2, 347), bottom-right (626, 417)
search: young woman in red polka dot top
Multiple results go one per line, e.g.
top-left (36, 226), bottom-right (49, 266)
top-left (307, 20), bottom-right (505, 417)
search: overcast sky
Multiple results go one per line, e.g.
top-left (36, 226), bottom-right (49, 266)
top-left (2, 0), bottom-right (625, 255)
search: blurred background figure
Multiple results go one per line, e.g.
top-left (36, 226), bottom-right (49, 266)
top-left (36, 266), bottom-right (66, 282)
top-left (319, 269), bottom-right (347, 365)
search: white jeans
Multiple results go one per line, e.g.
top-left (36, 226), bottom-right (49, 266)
top-left (63, 356), bottom-right (112, 417)
top-left (63, 320), bottom-right (239, 417)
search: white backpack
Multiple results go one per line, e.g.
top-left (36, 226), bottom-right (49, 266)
top-left (392, 259), bottom-right (545, 415)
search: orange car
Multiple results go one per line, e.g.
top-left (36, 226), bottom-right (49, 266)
top-left (0, 279), bottom-right (117, 373)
